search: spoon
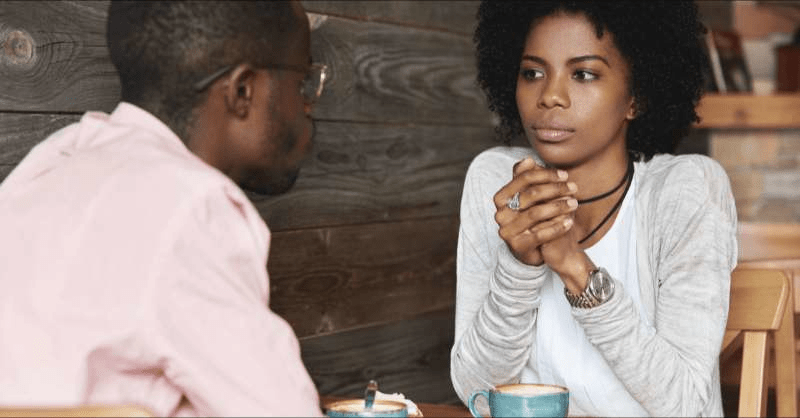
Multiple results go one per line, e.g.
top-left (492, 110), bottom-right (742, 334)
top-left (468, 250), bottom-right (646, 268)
top-left (364, 379), bottom-right (378, 409)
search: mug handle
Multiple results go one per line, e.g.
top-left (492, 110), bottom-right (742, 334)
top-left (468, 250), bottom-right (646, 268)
top-left (468, 390), bottom-right (490, 418)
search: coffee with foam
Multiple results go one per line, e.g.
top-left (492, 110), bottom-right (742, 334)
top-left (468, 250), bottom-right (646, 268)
top-left (468, 383), bottom-right (569, 417)
top-left (325, 399), bottom-right (408, 417)
top-left (497, 384), bottom-right (568, 396)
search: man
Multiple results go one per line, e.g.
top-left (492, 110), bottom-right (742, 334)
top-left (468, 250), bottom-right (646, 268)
top-left (0, 1), bottom-right (325, 416)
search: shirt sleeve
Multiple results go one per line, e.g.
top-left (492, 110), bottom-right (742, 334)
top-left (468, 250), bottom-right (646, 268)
top-left (572, 156), bottom-right (737, 417)
top-left (152, 185), bottom-right (322, 417)
top-left (450, 150), bottom-right (550, 405)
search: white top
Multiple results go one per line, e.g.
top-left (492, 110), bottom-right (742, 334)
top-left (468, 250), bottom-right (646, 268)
top-left (522, 173), bottom-right (649, 416)
top-left (451, 146), bottom-right (738, 417)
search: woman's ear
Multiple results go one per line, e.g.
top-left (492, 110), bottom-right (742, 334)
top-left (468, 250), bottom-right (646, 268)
top-left (626, 98), bottom-right (637, 120)
top-left (223, 64), bottom-right (257, 118)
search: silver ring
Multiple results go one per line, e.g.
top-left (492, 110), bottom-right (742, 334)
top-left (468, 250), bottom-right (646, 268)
top-left (507, 192), bottom-right (520, 211)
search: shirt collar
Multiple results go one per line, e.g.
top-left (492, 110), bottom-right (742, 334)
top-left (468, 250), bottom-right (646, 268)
top-left (107, 102), bottom-right (191, 155)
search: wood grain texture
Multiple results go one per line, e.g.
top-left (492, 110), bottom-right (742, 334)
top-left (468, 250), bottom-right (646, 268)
top-left (300, 308), bottom-right (459, 405)
top-left (0, 112), bottom-right (80, 180)
top-left (0, 2), bottom-right (493, 127)
top-left (308, 14), bottom-right (491, 125)
top-left (0, 1), bottom-right (119, 113)
top-left (250, 121), bottom-right (498, 231)
top-left (0, 113), bottom-right (499, 232)
top-left (269, 216), bottom-right (459, 338)
top-left (0, 113), bottom-right (499, 229)
top-left (302, 1), bottom-right (479, 35)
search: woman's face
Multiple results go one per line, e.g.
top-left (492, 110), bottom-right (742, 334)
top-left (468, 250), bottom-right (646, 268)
top-left (516, 12), bottom-right (635, 169)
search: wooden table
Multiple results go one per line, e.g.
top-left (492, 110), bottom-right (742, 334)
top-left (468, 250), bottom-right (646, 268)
top-left (414, 400), bottom-right (471, 417)
top-left (321, 396), bottom-right (471, 417)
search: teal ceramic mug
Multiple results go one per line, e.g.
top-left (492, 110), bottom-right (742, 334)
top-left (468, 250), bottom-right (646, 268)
top-left (325, 399), bottom-right (408, 418)
top-left (468, 383), bottom-right (569, 418)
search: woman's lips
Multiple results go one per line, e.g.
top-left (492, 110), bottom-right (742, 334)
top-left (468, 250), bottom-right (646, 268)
top-left (533, 128), bottom-right (574, 142)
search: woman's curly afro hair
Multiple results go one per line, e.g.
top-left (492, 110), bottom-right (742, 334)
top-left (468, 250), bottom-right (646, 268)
top-left (474, 0), bottom-right (707, 160)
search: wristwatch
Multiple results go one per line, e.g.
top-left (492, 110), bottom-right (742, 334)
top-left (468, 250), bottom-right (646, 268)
top-left (564, 267), bottom-right (615, 309)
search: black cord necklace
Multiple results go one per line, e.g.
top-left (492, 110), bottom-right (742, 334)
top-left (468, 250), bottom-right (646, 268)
top-left (577, 157), bottom-right (634, 245)
top-left (576, 159), bottom-right (632, 204)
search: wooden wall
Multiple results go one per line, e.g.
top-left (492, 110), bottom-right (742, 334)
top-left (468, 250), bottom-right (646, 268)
top-left (0, 0), bottom-right (496, 405)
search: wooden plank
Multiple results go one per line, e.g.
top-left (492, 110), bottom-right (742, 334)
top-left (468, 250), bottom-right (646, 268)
top-left (0, 112), bottom-right (80, 181)
top-left (251, 121), bottom-right (497, 231)
top-left (300, 308), bottom-right (460, 405)
top-left (302, 1), bottom-right (479, 35)
top-left (695, 94), bottom-right (800, 129)
top-left (0, 1), bottom-right (120, 113)
top-left (310, 15), bottom-right (491, 125)
top-left (269, 216), bottom-right (459, 338)
top-left (0, 3), bottom-right (493, 127)
top-left (0, 114), bottom-right (498, 230)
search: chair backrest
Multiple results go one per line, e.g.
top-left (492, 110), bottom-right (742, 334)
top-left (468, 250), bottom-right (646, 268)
top-left (726, 268), bottom-right (790, 417)
top-left (0, 405), bottom-right (153, 417)
top-left (727, 269), bottom-right (790, 332)
top-left (736, 223), bottom-right (800, 418)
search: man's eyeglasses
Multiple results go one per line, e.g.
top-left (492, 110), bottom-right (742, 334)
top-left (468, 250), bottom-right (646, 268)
top-left (193, 63), bottom-right (328, 106)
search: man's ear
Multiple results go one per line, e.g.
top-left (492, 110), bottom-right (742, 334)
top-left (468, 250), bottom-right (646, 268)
top-left (224, 64), bottom-right (257, 118)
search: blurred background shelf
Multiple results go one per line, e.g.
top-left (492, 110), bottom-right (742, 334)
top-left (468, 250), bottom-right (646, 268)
top-left (696, 93), bottom-right (800, 129)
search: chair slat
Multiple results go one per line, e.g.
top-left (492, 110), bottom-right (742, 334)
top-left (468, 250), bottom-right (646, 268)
top-left (738, 331), bottom-right (770, 418)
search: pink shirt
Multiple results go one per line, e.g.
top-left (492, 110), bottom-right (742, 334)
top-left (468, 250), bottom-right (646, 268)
top-left (0, 103), bottom-right (322, 416)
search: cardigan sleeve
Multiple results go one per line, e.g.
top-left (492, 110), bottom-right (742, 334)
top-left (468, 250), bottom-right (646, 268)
top-left (450, 149), bottom-right (550, 405)
top-left (572, 155), bottom-right (737, 416)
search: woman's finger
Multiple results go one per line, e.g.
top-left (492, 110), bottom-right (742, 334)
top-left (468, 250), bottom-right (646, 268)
top-left (494, 168), bottom-right (572, 210)
top-left (513, 157), bottom-right (540, 177)
top-left (495, 180), bottom-right (576, 216)
top-left (497, 196), bottom-right (577, 240)
top-left (527, 213), bottom-right (575, 245)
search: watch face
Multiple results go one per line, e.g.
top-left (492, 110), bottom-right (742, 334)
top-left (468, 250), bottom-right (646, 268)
top-left (590, 268), bottom-right (613, 300)
top-left (565, 268), bottom-right (613, 308)
top-left (599, 278), bottom-right (612, 298)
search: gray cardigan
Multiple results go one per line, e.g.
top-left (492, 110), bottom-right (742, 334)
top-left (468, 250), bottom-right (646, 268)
top-left (450, 146), bottom-right (737, 417)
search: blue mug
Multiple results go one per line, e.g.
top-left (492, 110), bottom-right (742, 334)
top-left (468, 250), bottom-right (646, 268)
top-left (325, 399), bottom-right (408, 418)
top-left (468, 383), bottom-right (569, 418)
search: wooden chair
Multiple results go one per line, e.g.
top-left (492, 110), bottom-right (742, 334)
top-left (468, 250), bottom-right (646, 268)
top-left (723, 268), bottom-right (791, 417)
top-left (0, 404), bottom-right (153, 417)
top-left (737, 222), bottom-right (800, 417)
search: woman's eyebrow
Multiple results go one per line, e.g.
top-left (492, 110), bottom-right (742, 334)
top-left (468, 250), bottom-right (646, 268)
top-left (521, 55), bottom-right (547, 65)
top-left (568, 55), bottom-right (610, 68)
top-left (520, 54), bottom-right (611, 68)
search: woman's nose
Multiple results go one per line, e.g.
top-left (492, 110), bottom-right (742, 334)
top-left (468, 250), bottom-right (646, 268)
top-left (538, 74), bottom-right (570, 109)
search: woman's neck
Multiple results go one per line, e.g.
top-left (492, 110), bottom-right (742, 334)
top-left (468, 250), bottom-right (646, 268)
top-left (566, 151), bottom-right (632, 247)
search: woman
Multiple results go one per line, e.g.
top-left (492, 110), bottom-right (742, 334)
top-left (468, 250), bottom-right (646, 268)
top-left (450, 1), bottom-right (737, 416)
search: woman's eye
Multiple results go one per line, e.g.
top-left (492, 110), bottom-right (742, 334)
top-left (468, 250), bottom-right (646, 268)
top-left (573, 70), bottom-right (598, 81)
top-left (519, 68), bottom-right (543, 81)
